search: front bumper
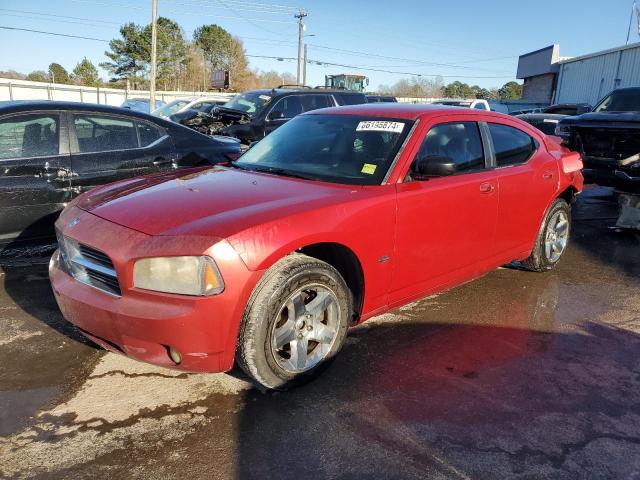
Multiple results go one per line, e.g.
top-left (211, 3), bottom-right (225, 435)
top-left (49, 207), bottom-right (263, 373)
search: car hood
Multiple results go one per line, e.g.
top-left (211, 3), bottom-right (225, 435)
top-left (75, 167), bottom-right (359, 237)
top-left (560, 111), bottom-right (640, 128)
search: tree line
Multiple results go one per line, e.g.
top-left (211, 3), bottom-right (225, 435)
top-left (3, 19), bottom-right (296, 91)
top-left (378, 78), bottom-right (522, 100)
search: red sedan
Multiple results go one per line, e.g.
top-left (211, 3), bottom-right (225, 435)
top-left (49, 104), bottom-right (583, 389)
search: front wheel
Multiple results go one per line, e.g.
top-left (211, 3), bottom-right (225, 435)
top-left (522, 198), bottom-right (571, 272)
top-left (236, 253), bottom-right (352, 390)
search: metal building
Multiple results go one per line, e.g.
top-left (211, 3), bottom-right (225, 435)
top-left (555, 42), bottom-right (640, 105)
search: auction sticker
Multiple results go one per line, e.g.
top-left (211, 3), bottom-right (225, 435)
top-left (356, 121), bottom-right (404, 133)
top-left (361, 163), bottom-right (377, 174)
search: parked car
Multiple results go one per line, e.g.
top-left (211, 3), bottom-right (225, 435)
top-left (121, 98), bottom-right (167, 113)
top-left (152, 96), bottom-right (231, 120)
top-left (555, 87), bottom-right (640, 191)
top-left (50, 103), bottom-right (583, 390)
top-left (542, 103), bottom-right (592, 116)
top-left (366, 95), bottom-right (398, 103)
top-left (516, 113), bottom-right (566, 135)
top-left (0, 100), bottom-right (241, 246)
top-left (171, 87), bottom-right (367, 143)
top-left (431, 99), bottom-right (490, 110)
top-left (517, 103), bottom-right (593, 134)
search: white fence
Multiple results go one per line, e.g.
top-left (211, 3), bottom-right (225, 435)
top-left (0, 78), bottom-right (235, 106)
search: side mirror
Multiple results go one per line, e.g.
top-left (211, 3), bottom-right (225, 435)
top-left (413, 155), bottom-right (457, 179)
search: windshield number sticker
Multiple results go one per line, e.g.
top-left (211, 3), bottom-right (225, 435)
top-left (543, 119), bottom-right (559, 123)
top-left (361, 163), bottom-right (377, 175)
top-left (356, 121), bottom-right (404, 133)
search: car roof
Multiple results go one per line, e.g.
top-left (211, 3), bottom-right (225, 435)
top-left (517, 113), bottom-right (566, 120)
top-left (305, 102), bottom-right (507, 120)
top-left (0, 100), bottom-right (174, 126)
top-left (609, 86), bottom-right (640, 93)
top-left (242, 88), bottom-right (365, 96)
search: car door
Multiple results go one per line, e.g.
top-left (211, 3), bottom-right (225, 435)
top-left (488, 122), bottom-right (559, 260)
top-left (0, 111), bottom-right (71, 243)
top-left (264, 95), bottom-right (303, 135)
top-left (69, 112), bottom-right (174, 193)
top-left (389, 117), bottom-right (499, 305)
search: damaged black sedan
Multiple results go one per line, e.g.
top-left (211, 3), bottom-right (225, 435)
top-left (171, 88), bottom-right (367, 144)
top-left (0, 100), bottom-right (241, 248)
top-left (556, 87), bottom-right (640, 191)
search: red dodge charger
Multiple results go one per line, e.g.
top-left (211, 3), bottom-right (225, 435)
top-left (50, 104), bottom-right (583, 389)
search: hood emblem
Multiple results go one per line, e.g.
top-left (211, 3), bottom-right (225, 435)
top-left (68, 217), bottom-right (80, 227)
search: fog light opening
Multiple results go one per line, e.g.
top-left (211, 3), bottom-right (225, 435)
top-left (167, 346), bottom-right (182, 365)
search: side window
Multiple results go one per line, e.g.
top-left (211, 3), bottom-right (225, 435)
top-left (0, 114), bottom-right (59, 159)
top-left (473, 102), bottom-right (488, 110)
top-left (73, 115), bottom-right (138, 153)
top-left (300, 95), bottom-right (333, 112)
top-left (137, 122), bottom-right (162, 147)
top-left (268, 96), bottom-right (303, 120)
top-left (410, 122), bottom-right (484, 177)
top-left (489, 123), bottom-right (537, 167)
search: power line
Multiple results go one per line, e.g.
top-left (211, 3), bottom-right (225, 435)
top-left (0, 8), bottom-right (121, 24)
top-left (307, 44), bottom-right (514, 74)
top-left (160, 0), bottom-right (298, 14)
top-left (67, 0), bottom-right (295, 24)
top-left (245, 54), bottom-right (514, 79)
top-left (0, 25), bottom-right (110, 42)
top-left (0, 25), bottom-right (514, 80)
top-left (0, 13), bottom-right (116, 29)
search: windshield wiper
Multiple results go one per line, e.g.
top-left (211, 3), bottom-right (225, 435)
top-left (246, 165), bottom-right (318, 181)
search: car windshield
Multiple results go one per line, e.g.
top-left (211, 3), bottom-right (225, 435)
top-left (223, 92), bottom-right (272, 116)
top-left (152, 99), bottom-right (190, 117)
top-left (594, 90), bottom-right (640, 112)
top-left (234, 114), bottom-right (413, 186)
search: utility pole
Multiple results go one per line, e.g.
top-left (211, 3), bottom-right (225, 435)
top-left (302, 43), bottom-right (308, 87)
top-left (295, 10), bottom-right (307, 86)
top-left (149, 0), bottom-right (158, 110)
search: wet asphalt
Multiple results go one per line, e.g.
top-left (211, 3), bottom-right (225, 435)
top-left (1, 186), bottom-right (639, 480)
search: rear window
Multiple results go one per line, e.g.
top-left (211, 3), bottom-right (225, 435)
top-left (334, 93), bottom-right (367, 105)
top-left (489, 123), bottom-right (537, 167)
top-left (74, 115), bottom-right (138, 153)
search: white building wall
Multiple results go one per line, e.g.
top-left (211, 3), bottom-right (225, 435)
top-left (555, 43), bottom-right (640, 105)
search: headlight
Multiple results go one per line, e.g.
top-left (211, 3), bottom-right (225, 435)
top-left (133, 256), bottom-right (224, 296)
top-left (554, 124), bottom-right (571, 138)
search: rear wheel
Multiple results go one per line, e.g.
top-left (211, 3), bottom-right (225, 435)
top-left (236, 253), bottom-right (352, 390)
top-left (522, 198), bottom-right (571, 272)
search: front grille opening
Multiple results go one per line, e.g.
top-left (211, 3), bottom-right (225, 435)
top-left (57, 236), bottom-right (122, 297)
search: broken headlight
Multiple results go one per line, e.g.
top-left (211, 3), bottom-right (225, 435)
top-left (133, 256), bottom-right (224, 296)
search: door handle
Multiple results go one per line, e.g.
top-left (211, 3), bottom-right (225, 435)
top-left (479, 182), bottom-right (495, 194)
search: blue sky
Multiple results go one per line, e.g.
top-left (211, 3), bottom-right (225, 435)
top-left (0, 0), bottom-right (637, 90)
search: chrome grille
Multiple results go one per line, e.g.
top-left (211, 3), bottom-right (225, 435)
top-left (57, 235), bottom-right (121, 296)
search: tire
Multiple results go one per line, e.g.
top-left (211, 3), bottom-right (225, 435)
top-left (236, 253), bottom-right (353, 390)
top-left (522, 198), bottom-right (571, 272)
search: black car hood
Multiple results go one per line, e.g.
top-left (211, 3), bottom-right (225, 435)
top-left (560, 111), bottom-right (640, 128)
